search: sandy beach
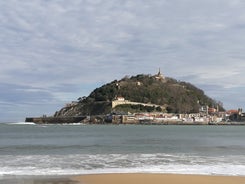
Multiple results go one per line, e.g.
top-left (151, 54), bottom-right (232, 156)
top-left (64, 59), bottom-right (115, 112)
top-left (72, 173), bottom-right (245, 184)
top-left (2, 173), bottom-right (245, 184)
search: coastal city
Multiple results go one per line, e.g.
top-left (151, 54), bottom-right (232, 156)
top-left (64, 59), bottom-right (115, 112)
top-left (88, 97), bottom-right (245, 125)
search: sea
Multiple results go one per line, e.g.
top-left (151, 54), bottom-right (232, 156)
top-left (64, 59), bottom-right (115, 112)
top-left (1, 122), bottom-right (245, 181)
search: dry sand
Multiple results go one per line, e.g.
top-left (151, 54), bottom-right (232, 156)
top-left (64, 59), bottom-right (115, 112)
top-left (5, 174), bottom-right (243, 184)
top-left (73, 173), bottom-right (245, 184)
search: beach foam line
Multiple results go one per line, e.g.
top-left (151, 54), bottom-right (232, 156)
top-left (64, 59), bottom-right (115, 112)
top-left (72, 173), bottom-right (245, 184)
top-left (6, 122), bottom-right (36, 125)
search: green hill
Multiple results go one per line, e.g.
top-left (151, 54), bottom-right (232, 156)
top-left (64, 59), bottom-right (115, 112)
top-left (54, 73), bottom-right (224, 117)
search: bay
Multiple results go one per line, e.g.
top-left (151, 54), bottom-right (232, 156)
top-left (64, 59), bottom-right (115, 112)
top-left (0, 123), bottom-right (245, 177)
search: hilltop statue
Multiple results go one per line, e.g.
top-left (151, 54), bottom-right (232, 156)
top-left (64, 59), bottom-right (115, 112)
top-left (155, 68), bottom-right (165, 81)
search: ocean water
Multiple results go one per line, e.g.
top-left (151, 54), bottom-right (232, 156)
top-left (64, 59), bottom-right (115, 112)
top-left (0, 123), bottom-right (245, 179)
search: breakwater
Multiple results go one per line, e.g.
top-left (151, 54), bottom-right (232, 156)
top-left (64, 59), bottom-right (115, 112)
top-left (25, 116), bottom-right (86, 124)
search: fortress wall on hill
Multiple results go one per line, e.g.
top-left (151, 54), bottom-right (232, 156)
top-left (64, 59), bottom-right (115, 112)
top-left (112, 100), bottom-right (162, 109)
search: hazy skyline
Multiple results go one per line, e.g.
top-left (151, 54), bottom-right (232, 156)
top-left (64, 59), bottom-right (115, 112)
top-left (1, 0), bottom-right (245, 122)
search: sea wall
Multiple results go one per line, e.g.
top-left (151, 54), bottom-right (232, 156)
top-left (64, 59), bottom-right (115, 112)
top-left (112, 100), bottom-right (164, 109)
top-left (25, 116), bottom-right (86, 124)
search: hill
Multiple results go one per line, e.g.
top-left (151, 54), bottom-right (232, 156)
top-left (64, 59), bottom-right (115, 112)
top-left (54, 72), bottom-right (224, 117)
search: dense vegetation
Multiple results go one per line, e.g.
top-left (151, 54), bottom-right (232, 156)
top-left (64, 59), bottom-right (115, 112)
top-left (54, 74), bottom-right (224, 116)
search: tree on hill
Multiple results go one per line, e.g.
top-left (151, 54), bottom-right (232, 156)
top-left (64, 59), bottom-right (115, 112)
top-left (54, 74), bottom-right (225, 116)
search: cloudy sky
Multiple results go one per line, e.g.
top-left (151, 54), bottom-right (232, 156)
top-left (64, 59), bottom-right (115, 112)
top-left (1, 0), bottom-right (245, 122)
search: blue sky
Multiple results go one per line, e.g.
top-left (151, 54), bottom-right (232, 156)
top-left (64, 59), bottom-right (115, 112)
top-left (1, 0), bottom-right (245, 122)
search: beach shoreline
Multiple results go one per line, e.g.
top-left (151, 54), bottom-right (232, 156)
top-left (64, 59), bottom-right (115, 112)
top-left (2, 173), bottom-right (245, 184)
top-left (0, 175), bottom-right (77, 184)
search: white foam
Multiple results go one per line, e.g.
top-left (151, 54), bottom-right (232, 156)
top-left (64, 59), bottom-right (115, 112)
top-left (61, 123), bottom-right (86, 125)
top-left (1, 153), bottom-right (245, 176)
top-left (8, 122), bottom-right (36, 125)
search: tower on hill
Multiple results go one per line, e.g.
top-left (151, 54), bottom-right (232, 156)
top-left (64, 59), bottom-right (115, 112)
top-left (155, 68), bottom-right (165, 81)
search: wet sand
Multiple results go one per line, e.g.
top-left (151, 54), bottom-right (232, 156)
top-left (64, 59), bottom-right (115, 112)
top-left (73, 173), bottom-right (245, 184)
top-left (0, 176), bottom-right (77, 184)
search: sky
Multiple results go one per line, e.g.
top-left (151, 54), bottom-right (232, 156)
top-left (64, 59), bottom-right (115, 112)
top-left (1, 0), bottom-right (245, 122)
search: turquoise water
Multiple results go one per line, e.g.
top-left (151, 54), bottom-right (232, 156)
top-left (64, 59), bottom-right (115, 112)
top-left (0, 123), bottom-right (245, 177)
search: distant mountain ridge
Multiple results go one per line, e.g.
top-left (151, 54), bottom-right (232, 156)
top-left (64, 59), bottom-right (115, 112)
top-left (54, 72), bottom-right (224, 117)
